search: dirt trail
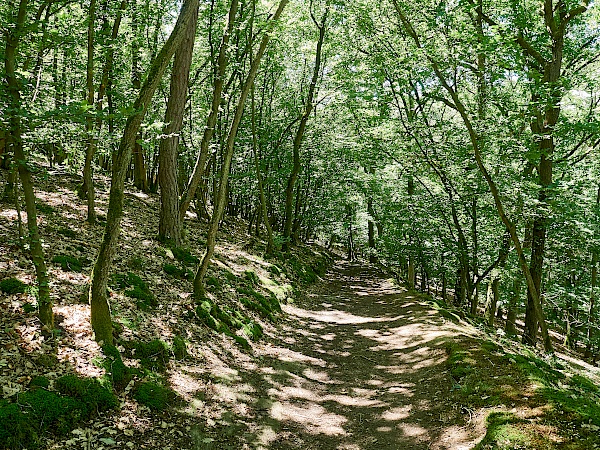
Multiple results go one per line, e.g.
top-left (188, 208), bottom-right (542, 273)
top-left (202, 262), bottom-right (481, 449)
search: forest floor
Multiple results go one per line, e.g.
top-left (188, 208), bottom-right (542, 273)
top-left (3, 167), bottom-right (600, 449)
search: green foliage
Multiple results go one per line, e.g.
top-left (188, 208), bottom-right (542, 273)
top-left (232, 335), bottom-right (251, 350)
top-left (125, 285), bottom-right (157, 310)
top-left (238, 286), bottom-right (282, 315)
top-left (57, 227), bottom-right (77, 238)
top-left (52, 255), bottom-right (83, 272)
top-left (287, 256), bottom-right (318, 283)
top-left (126, 256), bottom-right (145, 271)
top-left (267, 264), bottom-right (281, 276)
top-left (0, 373), bottom-right (119, 449)
top-left (0, 400), bottom-right (36, 449)
top-left (133, 381), bottom-right (176, 411)
top-left (29, 376), bottom-right (50, 389)
top-left (474, 412), bottom-right (529, 449)
top-left (18, 389), bottom-right (81, 435)
top-left (242, 321), bottom-right (263, 341)
top-left (171, 247), bottom-right (199, 267)
top-left (0, 278), bottom-right (27, 294)
top-left (163, 263), bottom-right (192, 280)
top-left (445, 342), bottom-right (473, 382)
top-left (112, 272), bottom-right (156, 309)
top-left (222, 270), bottom-right (238, 283)
top-left (35, 200), bottom-right (55, 214)
top-left (195, 298), bottom-right (262, 348)
top-left (244, 270), bottom-right (260, 286)
top-left (22, 302), bottom-right (37, 313)
top-left (205, 276), bottom-right (221, 289)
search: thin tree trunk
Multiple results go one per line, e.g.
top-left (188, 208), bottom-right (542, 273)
top-left (5, 0), bottom-right (53, 328)
top-left (158, 2), bottom-right (199, 245)
top-left (179, 0), bottom-right (239, 221)
top-left (193, 0), bottom-right (289, 298)
top-left (251, 85), bottom-right (274, 255)
top-left (90, 0), bottom-right (200, 344)
top-left (81, 0), bottom-right (97, 222)
top-left (282, 6), bottom-right (328, 252)
top-left (81, 0), bottom-right (127, 221)
top-left (505, 275), bottom-right (521, 336)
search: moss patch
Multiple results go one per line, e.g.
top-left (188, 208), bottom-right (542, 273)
top-left (133, 381), bottom-right (177, 411)
top-left (52, 255), bottom-right (84, 272)
top-left (128, 339), bottom-right (171, 371)
top-left (0, 278), bottom-right (28, 294)
top-left (171, 247), bottom-right (199, 267)
top-left (112, 272), bottom-right (157, 309)
top-left (0, 374), bottom-right (118, 449)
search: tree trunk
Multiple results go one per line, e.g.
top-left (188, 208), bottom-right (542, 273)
top-left (81, 0), bottom-right (127, 222)
top-left (505, 275), bottom-right (521, 336)
top-left (193, 0), bottom-right (289, 298)
top-left (81, 0), bottom-right (97, 222)
top-left (282, 7), bottom-right (328, 252)
top-left (251, 86), bottom-right (274, 255)
top-left (90, 0), bottom-right (200, 344)
top-left (158, 2), bottom-right (198, 245)
top-left (5, 0), bottom-right (54, 328)
top-left (179, 0), bottom-right (239, 221)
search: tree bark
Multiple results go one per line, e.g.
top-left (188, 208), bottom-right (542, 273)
top-left (81, 0), bottom-right (97, 222)
top-left (251, 85), bottom-right (274, 255)
top-left (80, 0), bottom-right (127, 222)
top-left (5, 0), bottom-right (54, 328)
top-left (158, 2), bottom-right (199, 245)
top-left (282, 5), bottom-right (328, 252)
top-left (193, 0), bottom-right (289, 298)
top-left (179, 0), bottom-right (239, 221)
top-left (90, 0), bottom-right (200, 344)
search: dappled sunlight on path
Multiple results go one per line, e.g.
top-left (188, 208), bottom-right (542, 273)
top-left (190, 261), bottom-right (480, 449)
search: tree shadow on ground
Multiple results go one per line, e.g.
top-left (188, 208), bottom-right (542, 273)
top-left (180, 262), bottom-right (484, 450)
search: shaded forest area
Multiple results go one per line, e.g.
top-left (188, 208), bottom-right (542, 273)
top-left (1, 0), bottom-right (600, 448)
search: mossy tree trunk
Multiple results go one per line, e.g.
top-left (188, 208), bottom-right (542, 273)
top-left (90, 0), bottom-right (200, 345)
top-left (5, 0), bottom-right (54, 328)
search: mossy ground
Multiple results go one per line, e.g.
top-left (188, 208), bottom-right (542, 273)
top-left (445, 334), bottom-right (600, 449)
top-left (0, 374), bottom-right (118, 450)
top-left (111, 272), bottom-right (157, 310)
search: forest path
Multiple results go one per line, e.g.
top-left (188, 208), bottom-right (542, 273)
top-left (208, 261), bottom-right (481, 449)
